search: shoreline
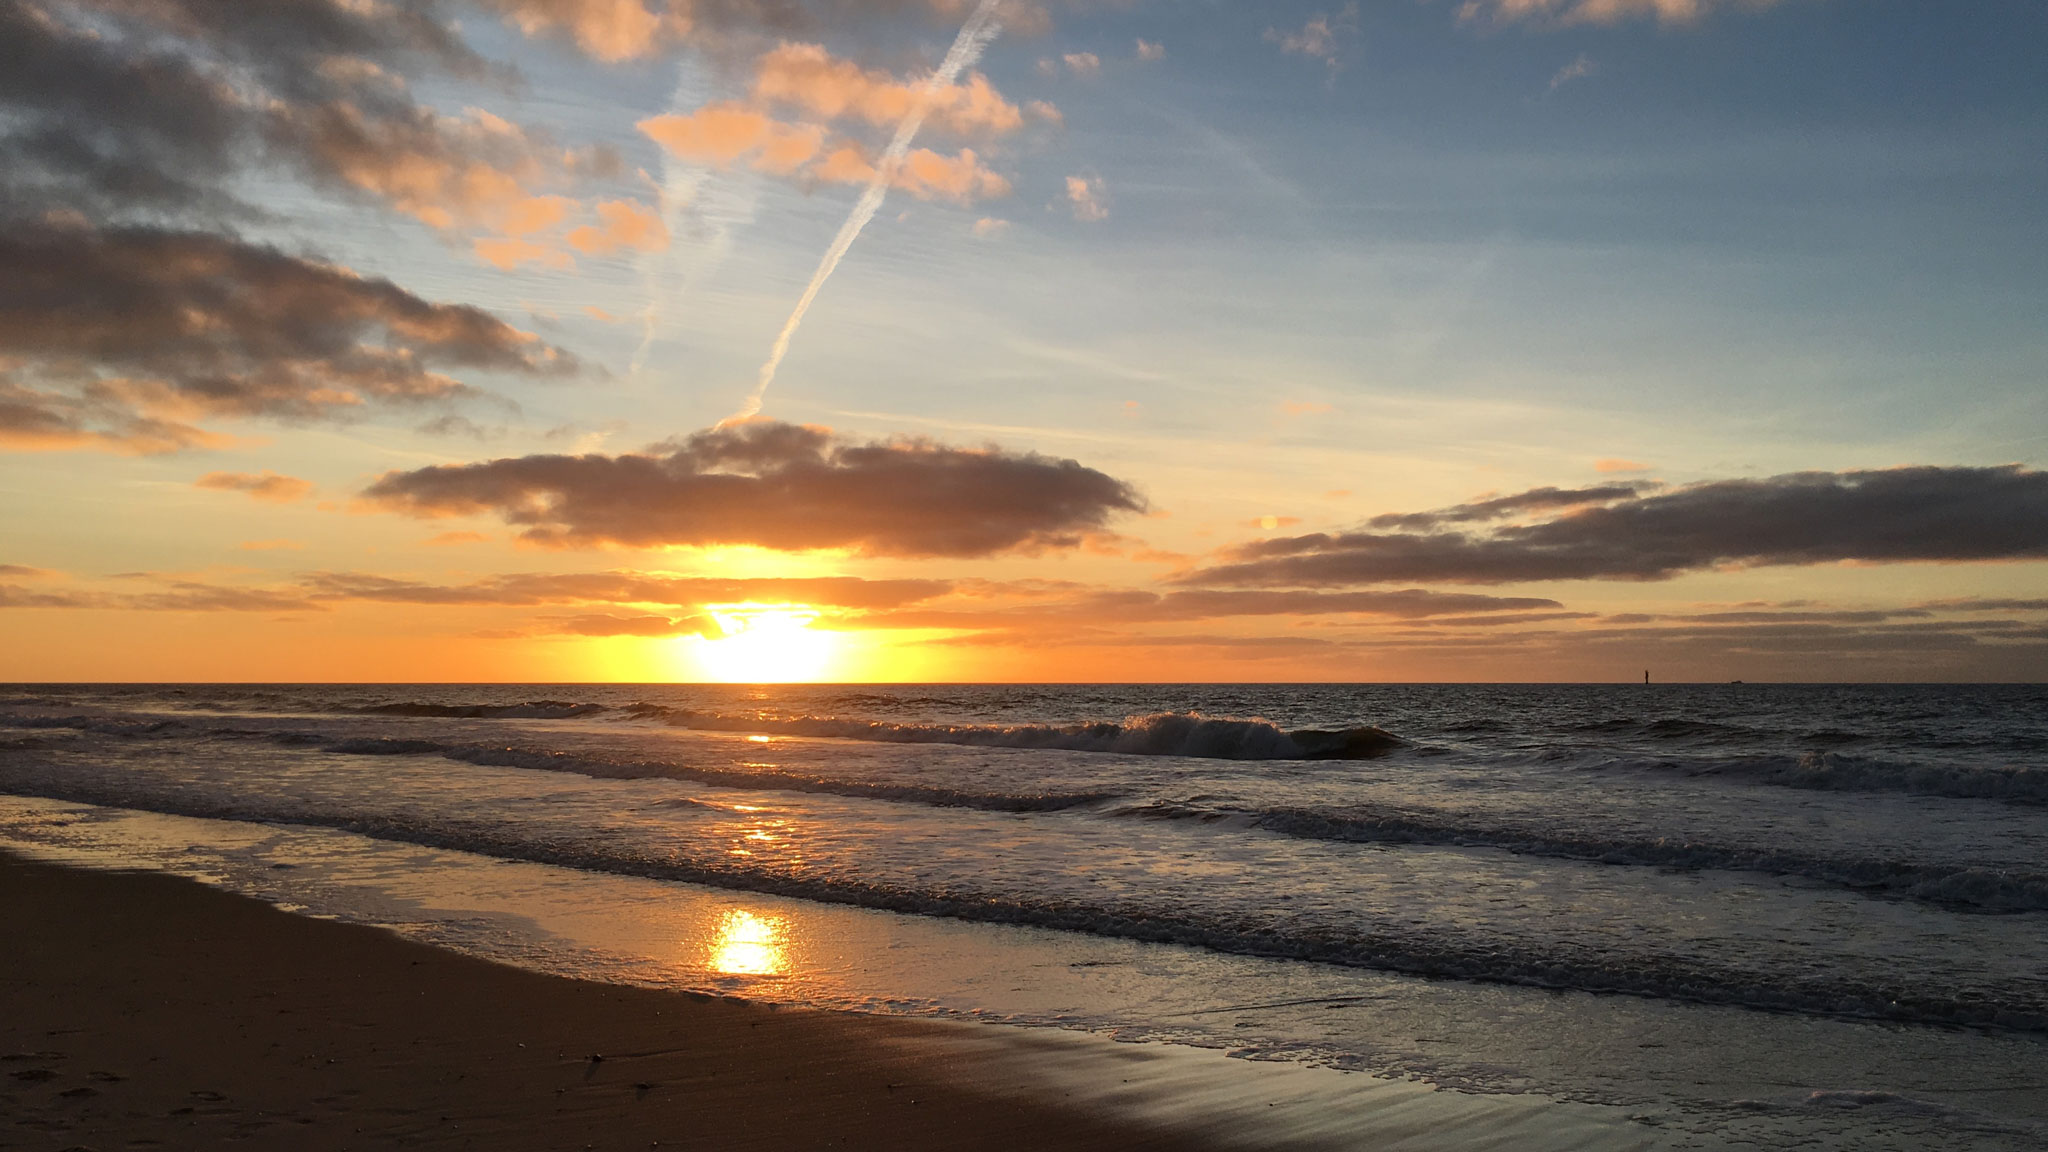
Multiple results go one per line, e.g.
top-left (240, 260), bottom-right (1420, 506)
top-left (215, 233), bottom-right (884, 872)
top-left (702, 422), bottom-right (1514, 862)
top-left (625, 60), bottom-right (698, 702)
top-left (0, 852), bottom-right (1214, 1151)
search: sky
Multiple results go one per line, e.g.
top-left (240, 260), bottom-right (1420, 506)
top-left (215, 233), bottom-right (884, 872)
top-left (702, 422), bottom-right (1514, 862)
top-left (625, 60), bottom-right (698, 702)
top-left (2, 0), bottom-right (2045, 683)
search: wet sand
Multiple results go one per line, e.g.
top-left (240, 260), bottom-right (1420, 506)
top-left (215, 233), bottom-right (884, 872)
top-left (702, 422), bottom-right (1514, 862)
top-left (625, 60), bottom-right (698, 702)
top-left (0, 853), bottom-right (1209, 1151)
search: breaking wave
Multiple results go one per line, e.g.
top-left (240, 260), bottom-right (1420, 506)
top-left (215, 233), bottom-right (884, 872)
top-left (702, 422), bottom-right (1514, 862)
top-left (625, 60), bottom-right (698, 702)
top-left (623, 705), bottom-right (1404, 761)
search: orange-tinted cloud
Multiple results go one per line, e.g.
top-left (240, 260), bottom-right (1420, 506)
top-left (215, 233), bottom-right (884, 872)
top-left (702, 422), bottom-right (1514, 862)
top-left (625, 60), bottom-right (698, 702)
top-left (196, 471), bottom-right (315, 504)
top-left (567, 200), bottom-right (671, 256)
top-left (638, 42), bottom-right (1025, 206)
top-left (283, 104), bottom-right (566, 232)
top-left (1595, 458), bottom-right (1650, 473)
top-left (752, 42), bottom-right (1025, 136)
top-left (479, 0), bottom-right (678, 61)
top-left (361, 420), bottom-right (1145, 556)
top-left (301, 570), bottom-right (954, 612)
top-left (1065, 174), bottom-right (1108, 221)
top-left (638, 104), bottom-right (827, 172)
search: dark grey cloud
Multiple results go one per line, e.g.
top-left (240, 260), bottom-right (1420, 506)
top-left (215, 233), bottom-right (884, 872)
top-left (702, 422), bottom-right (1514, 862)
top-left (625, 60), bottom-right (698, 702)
top-left (1190, 466), bottom-right (2048, 587)
top-left (361, 421), bottom-right (1146, 556)
top-left (1918, 598), bottom-right (2048, 613)
top-left (0, 0), bottom-right (487, 222)
top-left (868, 587), bottom-right (1563, 631)
top-left (0, 225), bottom-right (569, 453)
top-left (1366, 483), bottom-right (1655, 531)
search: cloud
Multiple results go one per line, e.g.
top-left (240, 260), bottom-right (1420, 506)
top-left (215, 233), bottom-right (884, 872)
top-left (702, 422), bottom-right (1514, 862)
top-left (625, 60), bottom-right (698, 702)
top-left (0, 0), bottom-right (673, 287)
top-left (196, 471), bottom-right (316, 504)
top-left (1364, 482), bottom-right (1657, 531)
top-left (636, 40), bottom-right (1028, 206)
top-left (0, 583), bottom-right (95, 609)
top-left (1061, 51), bottom-right (1102, 76)
top-left (1065, 174), bottom-right (1108, 221)
top-left (566, 199), bottom-right (671, 256)
top-left (972, 216), bottom-right (1011, 237)
top-left (1457, 0), bottom-right (1783, 27)
top-left (1187, 466), bottom-right (2048, 587)
top-left (0, 223), bottom-right (570, 454)
top-left (476, 0), bottom-right (679, 61)
top-left (360, 420), bottom-right (1145, 556)
top-left (1135, 39), bottom-right (1166, 62)
top-left (1549, 52), bottom-right (1596, 90)
top-left (751, 42), bottom-right (1025, 137)
top-left (1267, 3), bottom-right (1360, 75)
top-left (0, 0), bottom-right (618, 238)
top-left (544, 612), bottom-right (702, 637)
top-left (1280, 400), bottom-right (1334, 416)
top-left (0, 0), bottom-right (477, 223)
top-left (1594, 457), bottom-right (1649, 474)
top-left (300, 570), bottom-right (953, 612)
top-left (639, 103), bottom-right (827, 171)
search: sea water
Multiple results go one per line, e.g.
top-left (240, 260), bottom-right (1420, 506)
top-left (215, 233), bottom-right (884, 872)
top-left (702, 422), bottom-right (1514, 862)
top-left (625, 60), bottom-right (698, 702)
top-left (1, 683), bottom-right (2042, 1148)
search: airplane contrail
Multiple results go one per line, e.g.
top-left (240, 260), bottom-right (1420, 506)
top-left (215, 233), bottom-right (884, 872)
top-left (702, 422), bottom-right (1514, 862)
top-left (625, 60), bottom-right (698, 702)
top-left (722, 0), bottom-right (1005, 425)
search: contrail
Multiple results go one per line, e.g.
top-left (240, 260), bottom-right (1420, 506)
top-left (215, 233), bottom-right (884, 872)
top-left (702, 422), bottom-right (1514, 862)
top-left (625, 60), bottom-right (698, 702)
top-left (723, 0), bottom-right (1004, 425)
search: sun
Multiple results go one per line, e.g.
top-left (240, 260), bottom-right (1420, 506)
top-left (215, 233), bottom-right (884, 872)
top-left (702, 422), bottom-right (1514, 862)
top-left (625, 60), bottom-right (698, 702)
top-left (687, 604), bottom-right (840, 683)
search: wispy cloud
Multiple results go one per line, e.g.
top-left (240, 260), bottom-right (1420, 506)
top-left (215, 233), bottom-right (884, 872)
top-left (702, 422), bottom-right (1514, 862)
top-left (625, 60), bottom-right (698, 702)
top-left (1064, 175), bottom-right (1109, 222)
top-left (1267, 3), bottom-right (1361, 77)
top-left (1549, 52), bottom-right (1596, 91)
top-left (1458, 0), bottom-right (1785, 27)
top-left (197, 472), bottom-right (316, 504)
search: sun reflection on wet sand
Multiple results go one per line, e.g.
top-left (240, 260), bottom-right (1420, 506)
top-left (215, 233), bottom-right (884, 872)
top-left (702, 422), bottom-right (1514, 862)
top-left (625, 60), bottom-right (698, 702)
top-left (707, 909), bottom-right (789, 977)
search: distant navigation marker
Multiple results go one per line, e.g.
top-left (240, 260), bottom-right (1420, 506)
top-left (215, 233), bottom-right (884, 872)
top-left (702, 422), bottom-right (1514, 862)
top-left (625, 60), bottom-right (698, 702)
top-left (1644, 670), bottom-right (1650, 685)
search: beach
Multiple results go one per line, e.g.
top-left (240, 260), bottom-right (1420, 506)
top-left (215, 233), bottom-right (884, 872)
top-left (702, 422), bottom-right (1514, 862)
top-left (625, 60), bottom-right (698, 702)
top-left (0, 853), bottom-right (1196, 1151)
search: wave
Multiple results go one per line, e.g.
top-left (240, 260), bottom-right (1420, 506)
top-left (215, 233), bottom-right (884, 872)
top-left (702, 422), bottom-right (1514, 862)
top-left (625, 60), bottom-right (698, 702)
top-left (624, 706), bottom-right (1403, 761)
top-left (355, 701), bottom-right (612, 720)
top-left (1505, 748), bottom-right (2048, 805)
top-left (1114, 803), bottom-right (2048, 913)
top-left (1, 781), bottom-right (2040, 1035)
top-left (319, 737), bottom-right (1113, 813)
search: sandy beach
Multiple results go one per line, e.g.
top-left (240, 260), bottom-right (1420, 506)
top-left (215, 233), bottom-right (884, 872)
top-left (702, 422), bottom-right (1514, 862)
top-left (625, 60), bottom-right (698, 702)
top-left (0, 853), bottom-right (1207, 1151)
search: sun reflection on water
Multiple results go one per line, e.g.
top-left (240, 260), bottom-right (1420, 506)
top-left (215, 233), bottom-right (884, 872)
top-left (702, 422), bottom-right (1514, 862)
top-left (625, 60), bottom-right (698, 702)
top-left (707, 909), bottom-right (789, 977)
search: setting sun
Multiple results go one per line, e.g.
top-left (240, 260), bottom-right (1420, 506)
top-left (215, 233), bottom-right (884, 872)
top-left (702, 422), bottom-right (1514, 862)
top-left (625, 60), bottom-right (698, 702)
top-left (687, 604), bottom-right (840, 683)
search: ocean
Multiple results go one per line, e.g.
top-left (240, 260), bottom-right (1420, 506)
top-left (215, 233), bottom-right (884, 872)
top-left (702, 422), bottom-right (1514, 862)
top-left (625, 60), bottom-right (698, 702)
top-left (2, 683), bottom-right (2043, 1149)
